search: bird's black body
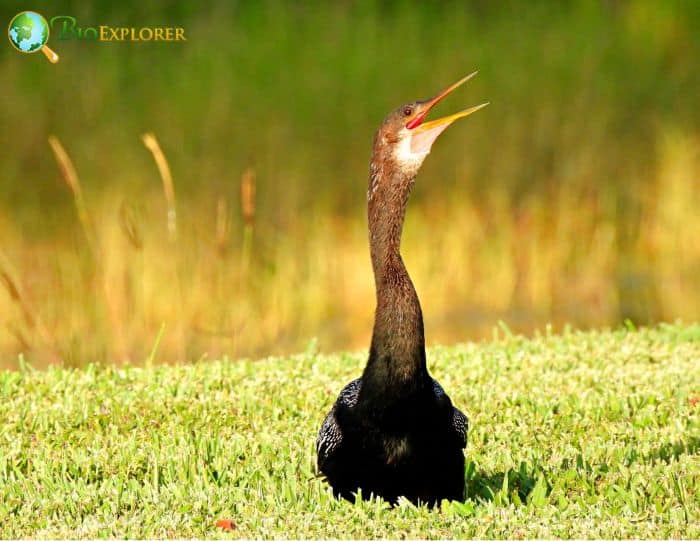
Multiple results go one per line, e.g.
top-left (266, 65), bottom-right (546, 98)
top-left (316, 75), bottom-right (483, 506)
top-left (317, 377), bottom-right (467, 505)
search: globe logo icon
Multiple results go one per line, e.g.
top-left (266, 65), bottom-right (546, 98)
top-left (8, 11), bottom-right (59, 63)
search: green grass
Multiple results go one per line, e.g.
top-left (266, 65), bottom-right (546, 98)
top-left (1, 322), bottom-right (699, 538)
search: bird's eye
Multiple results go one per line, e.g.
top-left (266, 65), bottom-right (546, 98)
top-left (402, 107), bottom-right (413, 117)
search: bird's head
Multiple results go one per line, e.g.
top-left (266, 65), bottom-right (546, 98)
top-left (373, 72), bottom-right (488, 177)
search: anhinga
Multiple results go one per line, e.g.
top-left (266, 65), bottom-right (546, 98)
top-left (316, 73), bottom-right (487, 505)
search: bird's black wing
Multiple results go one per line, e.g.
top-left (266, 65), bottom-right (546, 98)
top-left (316, 378), bottom-right (362, 469)
top-left (432, 379), bottom-right (468, 448)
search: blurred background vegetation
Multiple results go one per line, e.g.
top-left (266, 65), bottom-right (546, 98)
top-left (1, 0), bottom-right (699, 367)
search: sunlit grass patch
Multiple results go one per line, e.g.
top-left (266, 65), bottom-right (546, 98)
top-left (0, 323), bottom-right (698, 538)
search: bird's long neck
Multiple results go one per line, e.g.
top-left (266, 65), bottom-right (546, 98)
top-left (361, 160), bottom-right (429, 405)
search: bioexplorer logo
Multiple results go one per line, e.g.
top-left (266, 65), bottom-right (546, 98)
top-left (51, 16), bottom-right (187, 42)
top-left (8, 11), bottom-right (59, 62)
top-left (8, 11), bottom-right (187, 63)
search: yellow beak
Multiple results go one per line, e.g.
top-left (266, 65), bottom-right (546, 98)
top-left (413, 102), bottom-right (489, 134)
top-left (407, 73), bottom-right (488, 154)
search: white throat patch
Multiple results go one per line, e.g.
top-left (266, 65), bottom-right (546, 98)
top-left (392, 128), bottom-right (430, 174)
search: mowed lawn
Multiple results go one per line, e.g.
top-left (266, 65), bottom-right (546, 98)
top-left (1, 323), bottom-right (698, 538)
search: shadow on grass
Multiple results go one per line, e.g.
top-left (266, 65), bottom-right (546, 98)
top-left (464, 460), bottom-right (538, 504)
top-left (463, 435), bottom-right (700, 506)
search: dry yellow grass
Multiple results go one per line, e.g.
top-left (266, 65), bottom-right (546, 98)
top-left (0, 131), bottom-right (698, 368)
top-left (142, 132), bottom-right (178, 240)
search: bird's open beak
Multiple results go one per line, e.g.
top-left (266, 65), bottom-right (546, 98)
top-left (407, 72), bottom-right (488, 154)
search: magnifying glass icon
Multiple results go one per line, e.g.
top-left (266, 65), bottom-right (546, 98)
top-left (8, 11), bottom-right (59, 63)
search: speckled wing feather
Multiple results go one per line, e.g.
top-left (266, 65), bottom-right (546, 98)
top-left (451, 407), bottom-right (468, 448)
top-left (432, 379), bottom-right (468, 448)
top-left (316, 378), bottom-right (362, 469)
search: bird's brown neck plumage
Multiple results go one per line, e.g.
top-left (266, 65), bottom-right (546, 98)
top-left (355, 73), bottom-right (486, 410)
top-left (360, 144), bottom-right (429, 404)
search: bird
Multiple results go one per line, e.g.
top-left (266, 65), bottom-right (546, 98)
top-left (316, 73), bottom-right (488, 506)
